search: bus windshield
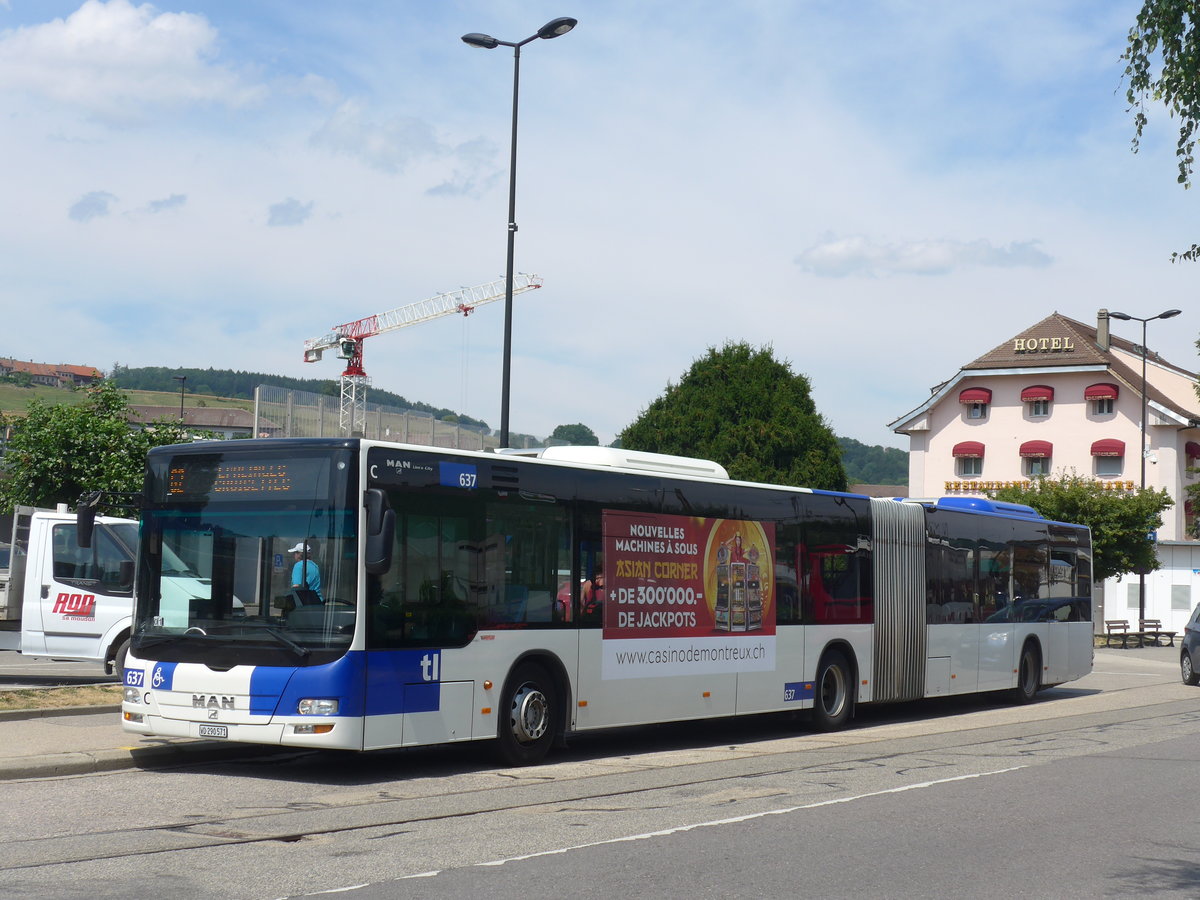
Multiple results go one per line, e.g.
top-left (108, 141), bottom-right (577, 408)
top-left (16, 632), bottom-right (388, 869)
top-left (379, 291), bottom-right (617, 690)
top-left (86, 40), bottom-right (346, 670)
top-left (132, 445), bottom-right (358, 668)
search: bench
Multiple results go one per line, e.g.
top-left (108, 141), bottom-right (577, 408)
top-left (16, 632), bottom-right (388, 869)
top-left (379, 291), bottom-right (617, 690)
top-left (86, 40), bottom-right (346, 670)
top-left (1139, 619), bottom-right (1178, 647)
top-left (1104, 620), bottom-right (1145, 649)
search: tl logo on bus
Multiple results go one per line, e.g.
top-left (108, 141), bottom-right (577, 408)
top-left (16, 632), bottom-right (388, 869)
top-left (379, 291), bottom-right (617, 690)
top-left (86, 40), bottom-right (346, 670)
top-left (420, 652), bottom-right (440, 682)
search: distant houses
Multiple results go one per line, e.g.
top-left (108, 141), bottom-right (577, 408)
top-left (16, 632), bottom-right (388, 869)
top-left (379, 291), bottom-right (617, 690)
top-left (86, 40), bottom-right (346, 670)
top-left (0, 358), bottom-right (101, 388)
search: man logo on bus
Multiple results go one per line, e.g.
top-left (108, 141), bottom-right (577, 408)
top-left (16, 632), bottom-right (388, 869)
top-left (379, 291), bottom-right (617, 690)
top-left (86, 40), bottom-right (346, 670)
top-left (52, 592), bottom-right (95, 618)
top-left (420, 652), bottom-right (440, 682)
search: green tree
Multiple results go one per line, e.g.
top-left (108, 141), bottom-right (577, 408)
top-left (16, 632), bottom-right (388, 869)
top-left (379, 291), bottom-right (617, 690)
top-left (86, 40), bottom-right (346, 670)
top-left (620, 342), bottom-right (847, 490)
top-left (0, 380), bottom-right (189, 513)
top-left (548, 423), bottom-right (599, 446)
top-left (990, 475), bottom-right (1173, 583)
top-left (1123, 1), bottom-right (1200, 260)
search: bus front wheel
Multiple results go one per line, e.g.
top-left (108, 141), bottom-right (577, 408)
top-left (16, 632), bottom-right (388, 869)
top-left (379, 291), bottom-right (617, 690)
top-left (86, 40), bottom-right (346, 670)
top-left (496, 662), bottom-right (557, 767)
top-left (811, 650), bottom-right (853, 732)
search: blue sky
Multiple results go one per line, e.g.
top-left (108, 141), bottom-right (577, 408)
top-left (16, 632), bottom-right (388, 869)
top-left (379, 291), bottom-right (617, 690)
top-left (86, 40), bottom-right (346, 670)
top-left (1, 0), bottom-right (1196, 449)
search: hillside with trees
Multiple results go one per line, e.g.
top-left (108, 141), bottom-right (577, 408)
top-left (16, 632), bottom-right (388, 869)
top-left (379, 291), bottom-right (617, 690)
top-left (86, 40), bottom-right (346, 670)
top-left (109, 364), bottom-right (490, 431)
top-left (838, 437), bottom-right (908, 486)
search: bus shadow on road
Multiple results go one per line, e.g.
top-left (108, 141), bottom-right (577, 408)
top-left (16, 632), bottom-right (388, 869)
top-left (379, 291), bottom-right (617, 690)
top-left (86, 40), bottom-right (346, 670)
top-left (162, 686), bottom-right (1101, 786)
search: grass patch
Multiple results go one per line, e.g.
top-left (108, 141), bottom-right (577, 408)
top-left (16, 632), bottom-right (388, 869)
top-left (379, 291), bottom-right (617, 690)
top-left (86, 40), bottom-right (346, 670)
top-left (0, 685), bottom-right (121, 711)
top-left (0, 384), bottom-right (251, 416)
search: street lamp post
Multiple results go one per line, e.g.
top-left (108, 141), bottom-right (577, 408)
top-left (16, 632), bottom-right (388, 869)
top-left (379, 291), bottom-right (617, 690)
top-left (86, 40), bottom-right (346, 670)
top-left (173, 375), bottom-right (187, 423)
top-left (462, 16), bottom-right (577, 449)
top-left (1108, 308), bottom-right (1182, 622)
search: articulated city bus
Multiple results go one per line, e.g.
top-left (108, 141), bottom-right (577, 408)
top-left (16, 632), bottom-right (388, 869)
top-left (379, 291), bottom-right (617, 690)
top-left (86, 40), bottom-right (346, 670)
top-left (119, 439), bottom-right (1093, 765)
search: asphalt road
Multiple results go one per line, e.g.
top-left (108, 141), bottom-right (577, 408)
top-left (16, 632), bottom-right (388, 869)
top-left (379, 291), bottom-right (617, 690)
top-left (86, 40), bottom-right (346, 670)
top-left (0, 649), bottom-right (115, 688)
top-left (1, 645), bottom-right (1195, 899)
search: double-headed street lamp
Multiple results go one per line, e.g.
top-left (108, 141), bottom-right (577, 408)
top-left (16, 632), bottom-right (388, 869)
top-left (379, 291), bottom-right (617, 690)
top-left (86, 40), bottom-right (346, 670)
top-left (1108, 307), bottom-right (1183, 622)
top-left (462, 16), bottom-right (577, 449)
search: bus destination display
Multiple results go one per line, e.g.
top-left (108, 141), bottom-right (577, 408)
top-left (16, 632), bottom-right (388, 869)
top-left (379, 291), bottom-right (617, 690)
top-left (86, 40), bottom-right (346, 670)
top-left (164, 456), bottom-right (331, 501)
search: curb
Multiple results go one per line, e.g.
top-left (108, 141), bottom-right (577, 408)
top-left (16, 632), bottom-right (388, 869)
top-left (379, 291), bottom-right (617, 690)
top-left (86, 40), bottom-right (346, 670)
top-left (0, 704), bottom-right (120, 722)
top-left (0, 737), bottom-right (285, 780)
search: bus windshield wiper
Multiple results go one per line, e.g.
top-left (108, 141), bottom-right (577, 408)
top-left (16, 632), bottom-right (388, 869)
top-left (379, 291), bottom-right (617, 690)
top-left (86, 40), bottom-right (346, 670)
top-left (259, 625), bottom-right (310, 659)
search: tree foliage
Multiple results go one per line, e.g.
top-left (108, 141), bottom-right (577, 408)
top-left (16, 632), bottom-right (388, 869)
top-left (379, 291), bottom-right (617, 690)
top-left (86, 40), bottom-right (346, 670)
top-left (548, 423), bottom-right (599, 446)
top-left (990, 475), bottom-right (1173, 583)
top-left (620, 342), bottom-right (847, 490)
top-left (1123, 1), bottom-right (1200, 261)
top-left (0, 380), bottom-right (189, 514)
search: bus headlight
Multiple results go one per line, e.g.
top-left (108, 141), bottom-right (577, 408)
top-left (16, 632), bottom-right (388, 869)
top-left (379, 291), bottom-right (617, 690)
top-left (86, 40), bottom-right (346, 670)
top-left (123, 687), bottom-right (142, 704)
top-left (297, 698), bottom-right (339, 716)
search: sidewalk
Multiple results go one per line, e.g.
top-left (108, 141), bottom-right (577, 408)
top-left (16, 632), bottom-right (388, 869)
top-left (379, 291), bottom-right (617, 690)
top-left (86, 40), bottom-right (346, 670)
top-left (0, 644), bottom-right (1185, 780)
top-left (0, 704), bottom-right (267, 780)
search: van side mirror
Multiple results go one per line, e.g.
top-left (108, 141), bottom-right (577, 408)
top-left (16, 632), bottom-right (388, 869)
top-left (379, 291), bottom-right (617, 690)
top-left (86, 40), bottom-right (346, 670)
top-left (76, 491), bottom-right (102, 549)
top-left (363, 488), bottom-right (395, 575)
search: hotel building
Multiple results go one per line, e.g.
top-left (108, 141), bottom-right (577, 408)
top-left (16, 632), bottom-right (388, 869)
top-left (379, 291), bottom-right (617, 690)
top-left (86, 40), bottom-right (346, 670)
top-left (890, 310), bottom-right (1200, 630)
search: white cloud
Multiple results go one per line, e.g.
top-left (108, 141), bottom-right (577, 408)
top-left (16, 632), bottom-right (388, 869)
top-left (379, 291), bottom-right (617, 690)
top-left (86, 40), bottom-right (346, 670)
top-left (310, 99), bottom-right (447, 174)
top-left (794, 236), bottom-right (1054, 278)
top-left (0, 0), bottom-right (265, 122)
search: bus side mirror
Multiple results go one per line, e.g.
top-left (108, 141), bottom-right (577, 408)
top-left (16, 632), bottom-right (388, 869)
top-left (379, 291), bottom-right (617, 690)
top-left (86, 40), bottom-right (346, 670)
top-left (76, 491), bottom-right (102, 549)
top-left (363, 488), bottom-right (395, 575)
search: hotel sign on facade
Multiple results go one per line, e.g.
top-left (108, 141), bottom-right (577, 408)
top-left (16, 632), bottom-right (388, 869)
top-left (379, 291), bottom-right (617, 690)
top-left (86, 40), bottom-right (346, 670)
top-left (1013, 337), bottom-right (1075, 353)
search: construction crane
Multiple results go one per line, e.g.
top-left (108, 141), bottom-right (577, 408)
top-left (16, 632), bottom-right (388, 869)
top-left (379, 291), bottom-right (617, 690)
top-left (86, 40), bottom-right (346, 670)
top-left (302, 274), bottom-right (543, 435)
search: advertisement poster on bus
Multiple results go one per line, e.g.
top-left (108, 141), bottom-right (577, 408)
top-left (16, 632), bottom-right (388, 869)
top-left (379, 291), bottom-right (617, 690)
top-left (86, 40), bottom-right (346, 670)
top-left (600, 510), bottom-right (776, 680)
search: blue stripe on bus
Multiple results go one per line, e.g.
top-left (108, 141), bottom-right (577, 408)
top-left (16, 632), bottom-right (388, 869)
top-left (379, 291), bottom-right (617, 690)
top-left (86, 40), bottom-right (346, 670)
top-left (365, 649), bottom-right (441, 716)
top-left (249, 652), bottom-right (366, 718)
top-left (245, 649), bottom-right (442, 718)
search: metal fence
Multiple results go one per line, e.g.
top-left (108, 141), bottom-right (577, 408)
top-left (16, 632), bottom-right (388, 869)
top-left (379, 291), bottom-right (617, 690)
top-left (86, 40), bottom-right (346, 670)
top-left (252, 385), bottom-right (547, 450)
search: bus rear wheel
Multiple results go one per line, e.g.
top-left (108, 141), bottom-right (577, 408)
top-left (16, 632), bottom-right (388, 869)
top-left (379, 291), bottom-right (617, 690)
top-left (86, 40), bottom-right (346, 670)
top-left (811, 650), bottom-right (853, 732)
top-left (496, 662), bottom-right (557, 766)
top-left (1010, 642), bottom-right (1041, 704)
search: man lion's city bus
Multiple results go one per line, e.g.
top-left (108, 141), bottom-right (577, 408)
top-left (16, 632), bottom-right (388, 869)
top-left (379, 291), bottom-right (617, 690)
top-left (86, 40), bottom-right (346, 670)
top-left (119, 439), bottom-right (1093, 765)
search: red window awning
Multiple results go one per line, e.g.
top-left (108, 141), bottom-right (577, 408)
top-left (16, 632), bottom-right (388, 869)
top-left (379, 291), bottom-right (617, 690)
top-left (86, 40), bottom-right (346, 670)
top-left (959, 387), bottom-right (992, 404)
top-left (1020, 385), bottom-right (1054, 402)
top-left (1091, 439), bottom-right (1125, 457)
top-left (1020, 440), bottom-right (1052, 458)
top-left (952, 441), bottom-right (985, 458)
top-left (1084, 383), bottom-right (1119, 400)
top-left (1186, 440), bottom-right (1200, 459)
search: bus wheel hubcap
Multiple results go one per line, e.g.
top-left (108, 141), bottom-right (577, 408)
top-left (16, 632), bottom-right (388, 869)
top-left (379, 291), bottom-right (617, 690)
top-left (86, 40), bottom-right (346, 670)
top-left (511, 684), bottom-right (548, 743)
top-left (821, 666), bottom-right (846, 716)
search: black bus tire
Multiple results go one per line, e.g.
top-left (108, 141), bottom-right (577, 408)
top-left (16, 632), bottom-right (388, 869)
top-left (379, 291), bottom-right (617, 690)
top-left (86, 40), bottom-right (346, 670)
top-left (495, 662), bottom-right (558, 767)
top-left (1010, 642), bottom-right (1041, 704)
top-left (811, 650), bottom-right (853, 732)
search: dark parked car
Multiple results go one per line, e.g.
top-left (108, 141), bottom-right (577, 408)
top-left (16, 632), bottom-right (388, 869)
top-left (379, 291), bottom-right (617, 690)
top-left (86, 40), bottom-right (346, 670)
top-left (1181, 606), bottom-right (1200, 685)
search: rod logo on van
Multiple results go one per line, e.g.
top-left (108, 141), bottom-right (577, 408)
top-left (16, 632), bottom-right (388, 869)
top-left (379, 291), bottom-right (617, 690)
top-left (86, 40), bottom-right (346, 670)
top-left (51, 592), bottom-right (96, 620)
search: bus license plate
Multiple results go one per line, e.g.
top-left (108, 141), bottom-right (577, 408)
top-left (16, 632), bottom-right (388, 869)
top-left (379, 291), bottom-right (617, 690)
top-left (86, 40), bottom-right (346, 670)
top-left (198, 724), bottom-right (228, 738)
